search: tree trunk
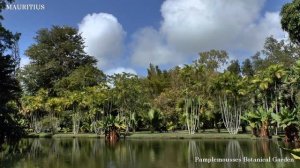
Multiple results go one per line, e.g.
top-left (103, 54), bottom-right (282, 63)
top-left (105, 126), bottom-right (120, 143)
top-left (260, 122), bottom-right (270, 138)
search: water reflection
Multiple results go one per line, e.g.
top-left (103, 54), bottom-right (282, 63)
top-left (225, 140), bottom-right (245, 168)
top-left (188, 140), bottom-right (202, 168)
top-left (0, 138), bottom-right (299, 168)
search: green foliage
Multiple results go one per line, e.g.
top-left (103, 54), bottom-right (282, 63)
top-left (281, 0), bottom-right (300, 44)
top-left (21, 26), bottom-right (97, 94)
top-left (0, 1), bottom-right (14, 17)
top-left (146, 64), bottom-right (170, 98)
top-left (153, 88), bottom-right (181, 127)
top-left (241, 59), bottom-right (254, 77)
top-left (21, 89), bottom-right (48, 115)
top-left (227, 60), bottom-right (241, 75)
top-left (271, 107), bottom-right (298, 129)
top-left (241, 110), bottom-right (260, 129)
top-left (197, 50), bottom-right (228, 71)
top-left (252, 37), bottom-right (300, 71)
top-left (0, 55), bottom-right (21, 105)
top-left (39, 116), bottom-right (60, 134)
top-left (0, 0), bottom-right (25, 143)
top-left (54, 65), bottom-right (105, 93)
top-left (91, 120), bottom-right (104, 134)
top-left (9, 23), bottom-right (300, 137)
top-left (103, 115), bottom-right (126, 131)
top-left (148, 108), bottom-right (163, 132)
top-left (242, 106), bottom-right (273, 129)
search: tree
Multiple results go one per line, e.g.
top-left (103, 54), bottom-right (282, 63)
top-left (64, 90), bottom-right (85, 134)
top-left (271, 107), bottom-right (299, 142)
top-left (197, 50), bottom-right (228, 72)
top-left (262, 37), bottom-right (298, 66)
top-left (254, 106), bottom-right (272, 138)
top-left (110, 73), bottom-right (143, 133)
top-left (148, 108), bottom-right (163, 133)
top-left (54, 65), bottom-right (105, 93)
top-left (146, 64), bottom-right (170, 98)
top-left (182, 97), bottom-right (213, 134)
top-left (0, 56), bottom-right (23, 142)
top-left (45, 97), bottom-right (66, 134)
top-left (0, 0), bottom-right (24, 143)
top-left (153, 88), bottom-right (181, 130)
top-left (251, 37), bottom-right (300, 71)
top-left (241, 59), bottom-right (254, 77)
top-left (84, 84), bottom-right (109, 134)
top-left (212, 72), bottom-right (248, 134)
top-left (281, 0), bottom-right (300, 44)
top-left (21, 26), bottom-right (96, 94)
top-left (241, 109), bottom-right (260, 136)
top-left (227, 60), bottom-right (241, 75)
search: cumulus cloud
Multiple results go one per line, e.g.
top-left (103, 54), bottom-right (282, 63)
top-left (106, 67), bottom-right (137, 76)
top-left (78, 13), bottom-right (126, 68)
top-left (237, 12), bottom-right (285, 52)
top-left (131, 27), bottom-right (183, 67)
top-left (131, 0), bottom-right (285, 67)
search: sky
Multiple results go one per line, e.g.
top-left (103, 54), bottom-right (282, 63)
top-left (2, 0), bottom-right (292, 76)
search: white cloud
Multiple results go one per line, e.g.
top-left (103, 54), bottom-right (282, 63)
top-left (131, 0), bottom-right (285, 67)
top-left (237, 12), bottom-right (285, 52)
top-left (106, 67), bottom-right (137, 76)
top-left (78, 13), bottom-right (126, 68)
top-left (160, 0), bottom-right (266, 52)
top-left (131, 27), bottom-right (183, 67)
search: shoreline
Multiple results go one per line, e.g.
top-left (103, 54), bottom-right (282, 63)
top-left (25, 132), bottom-right (284, 140)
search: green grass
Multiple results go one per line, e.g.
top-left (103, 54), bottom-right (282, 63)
top-left (27, 133), bottom-right (103, 138)
top-left (26, 129), bottom-right (284, 140)
top-left (127, 132), bottom-right (252, 139)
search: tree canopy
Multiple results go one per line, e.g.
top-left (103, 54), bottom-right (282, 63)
top-left (21, 26), bottom-right (97, 94)
top-left (0, 0), bottom-right (24, 143)
top-left (281, 0), bottom-right (300, 44)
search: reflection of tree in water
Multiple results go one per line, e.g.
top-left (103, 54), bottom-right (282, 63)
top-left (225, 140), bottom-right (245, 168)
top-left (2, 139), bottom-right (300, 168)
top-left (29, 139), bottom-right (43, 158)
top-left (91, 138), bottom-right (102, 156)
top-left (0, 140), bottom-right (32, 167)
top-left (121, 141), bottom-right (137, 167)
top-left (50, 139), bottom-right (60, 156)
top-left (72, 138), bottom-right (80, 165)
top-left (188, 140), bottom-right (202, 168)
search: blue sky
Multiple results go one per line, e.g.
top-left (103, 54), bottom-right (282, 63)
top-left (2, 0), bottom-right (291, 75)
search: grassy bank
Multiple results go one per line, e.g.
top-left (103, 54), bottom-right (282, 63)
top-left (26, 130), bottom-right (284, 140)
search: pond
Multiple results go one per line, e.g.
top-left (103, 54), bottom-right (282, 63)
top-left (0, 138), bottom-right (299, 168)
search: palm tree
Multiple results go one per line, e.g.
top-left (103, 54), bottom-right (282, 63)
top-left (256, 106), bottom-right (272, 138)
top-left (103, 115), bottom-right (126, 142)
top-left (148, 108), bottom-right (163, 133)
top-left (243, 106), bottom-right (272, 138)
top-left (241, 110), bottom-right (260, 136)
top-left (266, 64), bottom-right (287, 135)
top-left (271, 106), bottom-right (299, 142)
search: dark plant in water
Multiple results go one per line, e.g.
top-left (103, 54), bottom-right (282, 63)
top-left (104, 116), bottom-right (126, 142)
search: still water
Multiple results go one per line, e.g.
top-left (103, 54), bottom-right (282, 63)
top-left (0, 138), bottom-right (299, 168)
